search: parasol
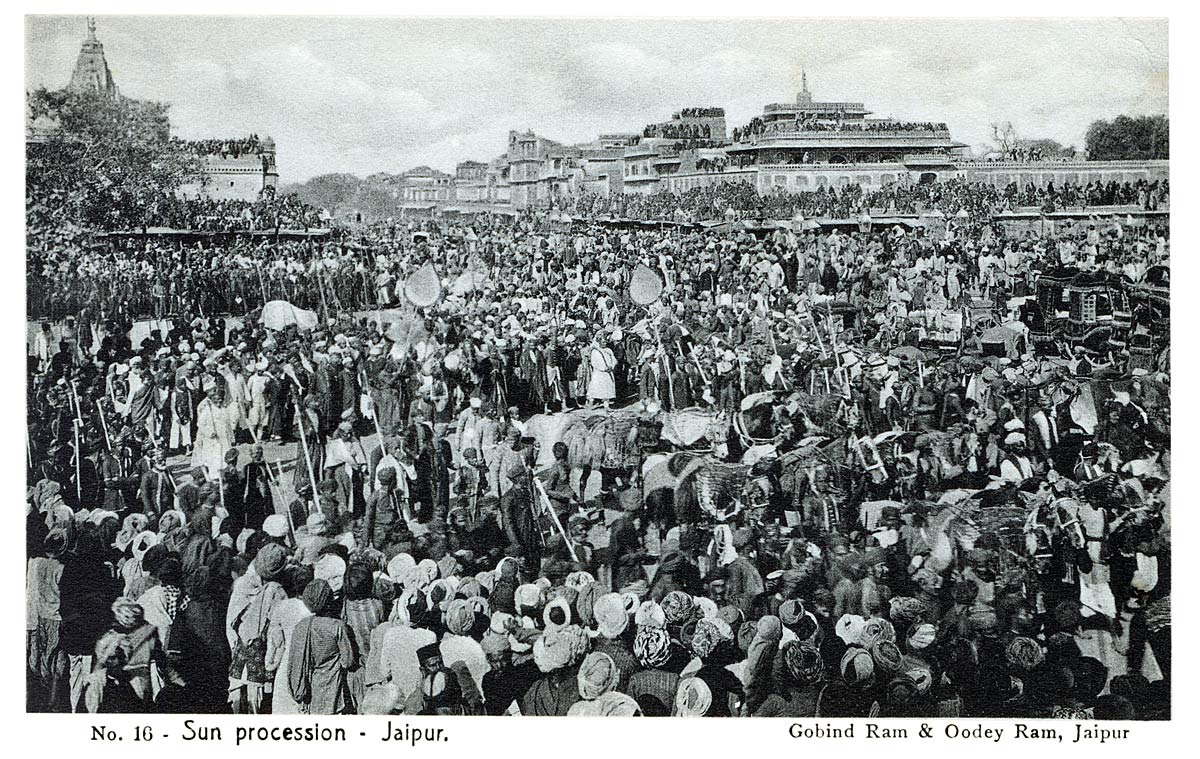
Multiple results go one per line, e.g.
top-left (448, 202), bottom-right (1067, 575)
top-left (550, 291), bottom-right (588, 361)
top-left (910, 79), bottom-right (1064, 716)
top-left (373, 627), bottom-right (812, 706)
top-left (261, 300), bottom-right (318, 331)
top-left (403, 261), bottom-right (442, 307)
top-left (642, 451), bottom-right (707, 496)
top-left (888, 345), bottom-right (925, 364)
top-left (629, 264), bottom-right (664, 305)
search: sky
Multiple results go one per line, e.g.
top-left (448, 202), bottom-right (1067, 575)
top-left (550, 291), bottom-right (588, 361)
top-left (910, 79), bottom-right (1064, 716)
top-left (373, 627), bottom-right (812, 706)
top-left (25, 15), bottom-right (1168, 183)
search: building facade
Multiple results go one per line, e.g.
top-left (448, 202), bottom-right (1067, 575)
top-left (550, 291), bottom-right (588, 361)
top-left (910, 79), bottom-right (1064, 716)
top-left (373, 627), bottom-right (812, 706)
top-left (177, 138), bottom-right (280, 201)
top-left (397, 165), bottom-right (454, 204)
top-left (453, 160), bottom-right (489, 203)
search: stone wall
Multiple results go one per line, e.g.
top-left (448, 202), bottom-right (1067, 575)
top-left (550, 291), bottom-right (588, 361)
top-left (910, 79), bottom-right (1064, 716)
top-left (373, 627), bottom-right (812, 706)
top-left (957, 160), bottom-right (1168, 188)
top-left (179, 153), bottom-right (278, 202)
top-left (656, 159), bottom-right (1169, 197)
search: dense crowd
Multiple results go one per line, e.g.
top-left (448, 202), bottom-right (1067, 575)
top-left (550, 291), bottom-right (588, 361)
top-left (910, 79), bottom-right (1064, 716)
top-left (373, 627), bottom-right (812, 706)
top-left (27, 171), bottom-right (1170, 719)
top-left (643, 122), bottom-right (716, 140)
top-left (570, 178), bottom-right (1168, 225)
top-left (133, 192), bottom-right (323, 233)
top-left (26, 178), bottom-right (1170, 323)
top-left (733, 118), bottom-right (948, 143)
top-left (175, 136), bottom-right (268, 159)
top-left (673, 108), bottom-right (725, 119)
top-left (29, 188), bottom-right (324, 241)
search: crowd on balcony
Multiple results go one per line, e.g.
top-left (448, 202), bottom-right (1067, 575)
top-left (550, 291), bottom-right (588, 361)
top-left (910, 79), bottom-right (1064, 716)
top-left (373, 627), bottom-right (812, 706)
top-left (174, 136), bottom-right (268, 159)
top-left (672, 107), bottom-right (725, 119)
top-left (735, 118), bottom-right (949, 143)
top-left (693, 157), bottom-right (732, 173)
top-left (643, 122), bottom-right (715, 141)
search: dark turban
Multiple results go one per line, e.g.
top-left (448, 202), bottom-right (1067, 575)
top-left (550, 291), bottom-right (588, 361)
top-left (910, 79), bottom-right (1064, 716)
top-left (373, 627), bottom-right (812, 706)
top-left (253, 542), bottom-right (289, 582)
top-left (302, 579), bottom-right (336, 616)
top-left (780, 640), bottom-right (824, 685)
top-left (633, 626), bottom-right (672, 669)
top-left (661, 591), bottom-right (695, 625)
top-left (1005, 636), bottom-right (1044, 672)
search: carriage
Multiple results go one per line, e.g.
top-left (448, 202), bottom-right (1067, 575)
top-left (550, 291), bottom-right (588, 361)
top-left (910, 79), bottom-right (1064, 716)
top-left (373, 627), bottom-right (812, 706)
top-left (1128, 272), bottom-right (1169, 373)
top-left (1029, 268), bottom-right (1135, 356)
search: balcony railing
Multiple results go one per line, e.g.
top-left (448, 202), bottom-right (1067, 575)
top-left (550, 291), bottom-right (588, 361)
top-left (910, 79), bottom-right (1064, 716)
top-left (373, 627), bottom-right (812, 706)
top-left (764, 102), bottom-right (866, 113)
top-left (746, 123), bottom-right (950, 138)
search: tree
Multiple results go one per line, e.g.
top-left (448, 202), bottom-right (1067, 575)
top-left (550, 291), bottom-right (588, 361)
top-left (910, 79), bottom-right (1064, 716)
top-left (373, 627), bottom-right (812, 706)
top-left (1085, 115), bottom-right (1169, 161)
top-left (26, 87), bottom-right (203, 233)
top-left (279, 173), bottom-right (363, 216)
top-left (1017, 138), bottom-right (1075, 159)
top-left (990, 121), bottom-right (1018, 155)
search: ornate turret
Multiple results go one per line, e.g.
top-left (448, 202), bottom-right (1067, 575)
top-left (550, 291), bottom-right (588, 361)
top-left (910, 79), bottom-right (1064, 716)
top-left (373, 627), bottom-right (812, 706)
top-left (68, 17), bottom-right (119, 98)
top-left (797, 69), bottom-right (812, 106)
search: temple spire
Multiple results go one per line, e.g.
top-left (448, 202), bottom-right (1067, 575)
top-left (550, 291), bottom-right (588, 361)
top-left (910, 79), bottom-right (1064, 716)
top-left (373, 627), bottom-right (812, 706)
top-left (798, 69), bottom-right (812, 105)
top-left (68, 17), bottom-right (118, 98)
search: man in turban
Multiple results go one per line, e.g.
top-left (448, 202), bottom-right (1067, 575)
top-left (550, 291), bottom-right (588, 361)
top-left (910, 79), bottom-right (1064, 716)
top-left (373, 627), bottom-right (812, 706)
top-left (522, 625), bottom-right (589, 716)
top-left (440, 599), bottom-right (487, 696)
top-left (481, 627), bottom-right (541, 715)
top-left (500, 462), bottom-right (541, 578)
top-left (364, 466), bottom-right (406, 553)
top-left (568, 651), bottom-right (621, 713)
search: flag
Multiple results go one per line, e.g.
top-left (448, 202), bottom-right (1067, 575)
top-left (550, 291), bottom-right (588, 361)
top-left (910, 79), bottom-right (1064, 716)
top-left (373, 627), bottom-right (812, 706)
top-left (1070, 383), bottom-right (1098, 434)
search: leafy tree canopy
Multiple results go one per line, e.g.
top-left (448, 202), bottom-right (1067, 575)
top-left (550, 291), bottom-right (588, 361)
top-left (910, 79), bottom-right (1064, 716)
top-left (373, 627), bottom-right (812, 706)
top-left (1085, 115), bottom-right (1168, 161)
top-left (26, 87), bottom-right (203, 234)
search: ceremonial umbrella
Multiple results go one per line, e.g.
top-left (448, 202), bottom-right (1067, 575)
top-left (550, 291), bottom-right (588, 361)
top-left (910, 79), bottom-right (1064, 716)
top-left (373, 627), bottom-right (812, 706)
top-left (261, 300), bottom-right (318, 331)
top-left (888, 345), bottom-right (925, 364)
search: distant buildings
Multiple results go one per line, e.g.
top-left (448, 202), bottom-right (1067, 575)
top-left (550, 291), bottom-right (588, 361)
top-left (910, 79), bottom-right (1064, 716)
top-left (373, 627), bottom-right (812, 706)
top-left (394, 165), bottom-right (454, 204)
top-left (474, 72), bottom-right (1166, 210)
top-left (34, 22), bottom-right (1169, 214)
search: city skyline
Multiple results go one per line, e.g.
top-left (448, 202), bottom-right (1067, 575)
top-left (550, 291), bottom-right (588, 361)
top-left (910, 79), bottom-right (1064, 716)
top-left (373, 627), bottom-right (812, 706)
top-left (26, 15), bottom-right (1168, 182)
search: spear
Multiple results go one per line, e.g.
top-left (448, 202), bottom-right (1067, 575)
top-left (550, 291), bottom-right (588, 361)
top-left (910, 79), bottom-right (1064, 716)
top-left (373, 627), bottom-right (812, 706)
top-left (69, 380), bottom-right (85, 501)
top-left (73, 419), bottom-right (82, 502)
top-left (96, 399), bottom-right (111, 451)
top-left (292, 397), bottom-right (321, 503)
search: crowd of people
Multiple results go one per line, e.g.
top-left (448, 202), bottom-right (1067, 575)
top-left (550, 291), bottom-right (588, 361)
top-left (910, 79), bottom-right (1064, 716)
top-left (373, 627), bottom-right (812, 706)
top-left (26, 168), bottom-right (1170, 719)
top-left (733, 118), bottom-right (947, 143)
top-left (570, 177), bottom-right (1169, 226)
top-left (87, 190), bottom-right (325, 234)
top-left (642, 122), bottom-right (716, 141)
top-left (175, 136), bottom-right (269, 160)
top-left (994, 146), bottom-right (1051, 163)
top-left (673, 108), bottom-right (725, 119)
top-left (26, 178), bottom-right (1170, 326)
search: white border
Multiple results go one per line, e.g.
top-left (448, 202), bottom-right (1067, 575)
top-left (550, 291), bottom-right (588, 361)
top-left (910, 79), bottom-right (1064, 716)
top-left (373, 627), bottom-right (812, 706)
top-left (3, 3), bottom-right (1192, 757)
